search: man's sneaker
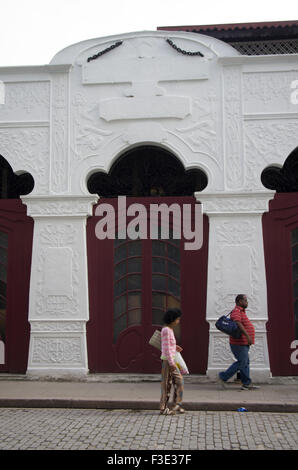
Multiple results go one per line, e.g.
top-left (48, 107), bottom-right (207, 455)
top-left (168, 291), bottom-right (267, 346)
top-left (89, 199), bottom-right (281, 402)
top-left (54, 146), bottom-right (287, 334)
top-left (241, 383), bottom-right (260, 390)
top-left (217, 376), bottom-right (227, 389)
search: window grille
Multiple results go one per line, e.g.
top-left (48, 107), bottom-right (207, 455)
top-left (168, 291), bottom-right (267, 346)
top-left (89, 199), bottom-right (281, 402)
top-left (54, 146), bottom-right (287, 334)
top-left (230, 39), bottom-right (298, 55)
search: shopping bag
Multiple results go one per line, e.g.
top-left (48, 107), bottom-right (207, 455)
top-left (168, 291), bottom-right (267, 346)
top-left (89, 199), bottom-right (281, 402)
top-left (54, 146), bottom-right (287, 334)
top-left (215, 312), bottom-right (242, 339)
top-left (175, 351), bottom-right (189, 375)
top-left (148, 329), bottom-right (161, 350)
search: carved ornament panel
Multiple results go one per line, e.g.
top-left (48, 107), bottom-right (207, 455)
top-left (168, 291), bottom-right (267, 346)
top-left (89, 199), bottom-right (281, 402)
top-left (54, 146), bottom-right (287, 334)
top-left (244, 120), bottom-right (298, 191)
top-left (0, 127), bottom-right (49, 194)
top-left (0, 81), bottom-right (50, 121)
top-left (243, 71), bottom-right (298, 114)
top-left (31, 337), bottom-right (83, 365)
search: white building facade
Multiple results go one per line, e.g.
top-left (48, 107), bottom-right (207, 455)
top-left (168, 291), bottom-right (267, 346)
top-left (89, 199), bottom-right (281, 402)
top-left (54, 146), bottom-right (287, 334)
top-left (0, 30), bottom-right (297, 379)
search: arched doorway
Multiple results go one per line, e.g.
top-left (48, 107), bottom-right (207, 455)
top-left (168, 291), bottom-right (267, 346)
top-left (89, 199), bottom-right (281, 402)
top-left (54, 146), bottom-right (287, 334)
top-left (86, 146), bottom-right (209, 374)
top-left (0, 156), bottom-right (34, 373)
top-left (262, 147), bottom-right (298, 376)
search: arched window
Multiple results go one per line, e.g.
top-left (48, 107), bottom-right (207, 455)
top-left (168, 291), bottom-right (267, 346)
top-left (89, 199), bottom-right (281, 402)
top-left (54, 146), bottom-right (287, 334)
top-left (87, 145), bottom-right (208, 197)
top-left (0, 155), bottom-right (34, 199)
top-left (261, 146), bottom-right (298, 193)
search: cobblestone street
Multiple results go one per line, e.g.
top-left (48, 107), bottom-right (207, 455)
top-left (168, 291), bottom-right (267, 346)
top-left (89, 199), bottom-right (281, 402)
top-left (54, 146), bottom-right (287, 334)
top-left (0, 408), bottom-right (297, 451)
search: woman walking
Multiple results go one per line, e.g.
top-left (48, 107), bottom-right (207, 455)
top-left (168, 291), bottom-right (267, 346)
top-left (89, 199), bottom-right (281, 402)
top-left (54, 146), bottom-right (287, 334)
top-left (159, 308), bottom-right (185, 415)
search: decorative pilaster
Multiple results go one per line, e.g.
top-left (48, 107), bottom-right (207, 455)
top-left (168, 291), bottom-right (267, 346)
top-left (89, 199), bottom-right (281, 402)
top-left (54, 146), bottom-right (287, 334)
top-left (223, 66), bottom-right (244, 190)
top-left (22, 195), bottom-right (98, 378)
top-left (196, 191), bottom-right (275, 382)
top-left (50, 72), bottom-right (70, 193)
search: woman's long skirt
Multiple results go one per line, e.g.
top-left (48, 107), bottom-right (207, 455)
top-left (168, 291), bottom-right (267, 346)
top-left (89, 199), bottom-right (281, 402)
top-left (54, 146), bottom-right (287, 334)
top-left (159, 360), bottom-right (184, 411)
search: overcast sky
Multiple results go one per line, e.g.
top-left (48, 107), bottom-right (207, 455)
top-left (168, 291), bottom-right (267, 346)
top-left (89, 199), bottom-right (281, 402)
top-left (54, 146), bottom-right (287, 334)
top-left (0, 0), bottom-right (297, 66)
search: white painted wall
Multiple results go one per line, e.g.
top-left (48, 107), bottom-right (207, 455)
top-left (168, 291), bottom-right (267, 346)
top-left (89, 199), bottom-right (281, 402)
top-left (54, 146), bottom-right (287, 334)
top-left (0, 31), bottom-right (297, 378)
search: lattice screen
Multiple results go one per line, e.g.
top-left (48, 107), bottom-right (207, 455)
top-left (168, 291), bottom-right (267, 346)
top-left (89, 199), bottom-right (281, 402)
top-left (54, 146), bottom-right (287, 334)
top-left (230, 39), bottom-right (298, 55)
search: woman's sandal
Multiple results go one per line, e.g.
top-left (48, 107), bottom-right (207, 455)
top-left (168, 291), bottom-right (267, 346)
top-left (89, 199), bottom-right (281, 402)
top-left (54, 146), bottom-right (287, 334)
top-left (172, 405), bottom-right (185, 414)
top-left (160, 407), bottom-right (176, 415)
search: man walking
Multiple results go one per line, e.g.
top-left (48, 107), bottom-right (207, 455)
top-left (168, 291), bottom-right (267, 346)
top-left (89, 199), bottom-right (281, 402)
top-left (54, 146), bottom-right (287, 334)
top-left (218, 294), bottom-right (259, 390)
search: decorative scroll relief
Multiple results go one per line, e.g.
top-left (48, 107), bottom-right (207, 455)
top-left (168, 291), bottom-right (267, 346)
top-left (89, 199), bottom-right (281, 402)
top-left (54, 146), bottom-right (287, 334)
top-left (173, 89), bottom-right (219, 158)
top-left (244, 119), bottom-right (298, 191)
top-left (210, 334), bottom-right (268, 367)
top-left (0, 81), bottom-right (50, 121)
top-left (51, 74), bottom-right (69, 193)
top-left (0, 127), bottom-right (49, 194)
top-left (71, 87), bottom-right (218, 168)
top-left (211, 336), bottom-right (234, 365)
top-left (243, 71), bottom-right (298, 114)
top-left (71, 92), bottom-right (114, 162)
top-left (30, 321), bottom-right (85, 332)
top-left (215, 220), bottom-right (257, 243)
top-left (223, 67), bottom-right (244, 190)
top-left (31, 337), bottom-right (83, 365)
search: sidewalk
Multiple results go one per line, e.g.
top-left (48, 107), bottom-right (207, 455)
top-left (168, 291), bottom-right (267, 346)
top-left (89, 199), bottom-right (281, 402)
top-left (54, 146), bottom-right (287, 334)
top-left (0, 374), bottom-right (297, 412)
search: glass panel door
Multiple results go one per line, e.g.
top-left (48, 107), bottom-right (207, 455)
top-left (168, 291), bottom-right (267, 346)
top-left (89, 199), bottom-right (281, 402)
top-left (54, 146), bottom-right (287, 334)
top-left (291, 228), bottom-right (298, 339)
top-left (0, 231), bottom-right (8, 365)
top-left (151, 233), bottom-right (181, 338)
top-left (113, 238), bottom-right (142, 343)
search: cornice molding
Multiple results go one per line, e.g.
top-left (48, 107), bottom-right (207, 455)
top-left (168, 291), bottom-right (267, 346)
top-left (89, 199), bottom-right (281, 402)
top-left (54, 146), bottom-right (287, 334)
top-left (195, 191), bottom-right (275, 215)
top-left (21, 195), bottom-right (98, 218)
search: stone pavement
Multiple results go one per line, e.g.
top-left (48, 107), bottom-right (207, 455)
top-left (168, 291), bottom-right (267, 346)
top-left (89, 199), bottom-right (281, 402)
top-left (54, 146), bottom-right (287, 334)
top-left (0, 374), bottom-right (297, 412)
top-left (0, 375), bottom-right (297, 451)
top-left (0, 407), bottom-right (297, 450)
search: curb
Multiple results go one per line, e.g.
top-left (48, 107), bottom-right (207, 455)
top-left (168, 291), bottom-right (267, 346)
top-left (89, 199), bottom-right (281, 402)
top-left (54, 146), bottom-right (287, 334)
top-left (0, 399), bottom-right (297, 413)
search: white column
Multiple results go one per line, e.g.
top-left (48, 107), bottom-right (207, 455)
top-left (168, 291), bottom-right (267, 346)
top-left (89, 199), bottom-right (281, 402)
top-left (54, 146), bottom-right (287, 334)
top-left (22, 195), bottom-right (98, 379)
top-left (196, 191), bottom-right (274, 383)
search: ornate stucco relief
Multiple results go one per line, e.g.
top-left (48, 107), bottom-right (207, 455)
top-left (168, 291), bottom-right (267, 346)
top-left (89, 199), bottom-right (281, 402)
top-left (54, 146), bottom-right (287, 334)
top-left (24, 195), bottom-right (96, 374)
top-left (243, 70), bottom-right (298, 114)
top-left (31, 337), bottom-right (83, 365)
top-left (223, 67), bottom-right (244, 190)
top-left (213, 220), bottom-right (261, 316)
top-left (244, 119), bottom-right (298, 191)
top-left (69, 34), bottom-right (224, 194)
top-left (70, 81), bottom-right (221, 194)
top-left (173, 88), bottom-right (218, 158)
top-left (0, 81), bottom-right (50, 121)
top-left (71, 92), bottom-right (114, 162)
top-left (34, 224), bottom-right (79, 318)
top-left (0, 127), bottom-right (49, 194)
top-left (197, 192), bottom-right (272, 378)
top-left (210, 333), bottom-right (268, 368)
top-left (30, 321), bottom-right (85, 332)
top-left (51, 73), bottom-right (69, 193)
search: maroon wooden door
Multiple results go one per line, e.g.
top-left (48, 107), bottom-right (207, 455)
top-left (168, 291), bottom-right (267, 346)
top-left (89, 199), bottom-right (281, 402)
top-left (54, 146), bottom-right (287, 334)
top-left (0, 200), bottom-right (33, 373)
top-left (263, 193), bottom-right (298, 376)
top-left (87, 197), bottom-right (209, 374)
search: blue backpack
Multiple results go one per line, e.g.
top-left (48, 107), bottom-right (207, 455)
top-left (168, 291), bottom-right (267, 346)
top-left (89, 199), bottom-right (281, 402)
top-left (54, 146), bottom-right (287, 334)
top-left (215, 311), bottom-right (242, 339)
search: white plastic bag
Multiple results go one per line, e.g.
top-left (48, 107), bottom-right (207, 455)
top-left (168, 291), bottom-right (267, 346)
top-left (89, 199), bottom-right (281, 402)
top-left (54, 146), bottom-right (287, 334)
top-left (175, 351), bottom-right (189, 375)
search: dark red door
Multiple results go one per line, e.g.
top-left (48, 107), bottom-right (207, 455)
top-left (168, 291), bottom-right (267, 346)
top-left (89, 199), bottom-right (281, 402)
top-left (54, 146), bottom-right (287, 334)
top-left (87, 197), bottom-right (209, 374)
top-left (263, 193), bottom-right (298, 376)
top-left (0, 200), bottom-right (33, 373)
